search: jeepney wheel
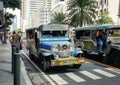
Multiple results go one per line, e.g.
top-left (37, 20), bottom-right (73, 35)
top-left (73, 64), bottom-right (81, 69)
top-left (43, 56), bottom-right (51, 72)
top-left (111, 50), bottom-right (120, 67)
top-left (103, 55), bottom-right (110, 64)
top-left (84, 51), bottom-right (88, 57)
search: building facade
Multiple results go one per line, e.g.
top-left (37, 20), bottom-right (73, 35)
top-left (21, 0), bottom-right (51, 31)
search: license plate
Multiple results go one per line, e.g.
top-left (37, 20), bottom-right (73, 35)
top-left (64, 60), bottom-right (73, 65)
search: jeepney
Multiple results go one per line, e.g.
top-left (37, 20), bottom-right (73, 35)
top-left (26, 24), bottom-right (84, 71)
top-left (73, 25), bottom-right (120, 67)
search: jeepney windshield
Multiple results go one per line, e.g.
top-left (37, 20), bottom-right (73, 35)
top-left (42, 31), bottom-right (68, 37)
top-left (75, 30), bottom-right (90, 39)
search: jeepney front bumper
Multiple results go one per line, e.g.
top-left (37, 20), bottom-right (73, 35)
top-left (51, 57), bottom-right (84, 66)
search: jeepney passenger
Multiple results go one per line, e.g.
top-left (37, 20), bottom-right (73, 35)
top-left (96, 30), bottom-right (106, 53)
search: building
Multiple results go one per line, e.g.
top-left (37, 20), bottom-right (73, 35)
top-left (21, 0), bottom-right (51, 31)
top-left (21, 0), bottom-right (30, 31)
top-left (97, 0), bottom-right (120, 24)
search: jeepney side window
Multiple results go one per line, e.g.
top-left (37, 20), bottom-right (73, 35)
top-left (76, 31), bottom-right (84, 39)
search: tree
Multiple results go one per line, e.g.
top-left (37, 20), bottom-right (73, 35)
top-left (0, 0), bottom-right (21, 43)
top-left (96, 11), bottom-right (114, 24)
top-left (51, 12), bottom-right (67, 24)
top-left (67, 0), bottom-right (98, 27)
top-left (5, 12), bottom-right (15, 28)
top-left (0, 0), bottom-right (21, 9)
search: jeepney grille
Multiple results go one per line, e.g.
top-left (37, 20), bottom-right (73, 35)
top-left (58, 44), bottom-right (71, 58)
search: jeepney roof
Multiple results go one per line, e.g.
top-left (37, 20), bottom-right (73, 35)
top-left (38, 24), bottom-right (69, 31)
top-left (26, 24), bottom-right (69, 32)
top-left (74, 24), bottom-right (120, 31)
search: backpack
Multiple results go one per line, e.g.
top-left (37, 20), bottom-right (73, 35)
top-left (12, 34), bottom-right (21, 45)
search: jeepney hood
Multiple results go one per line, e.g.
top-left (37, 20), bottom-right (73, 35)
top-left (40, 36), bottom-right (71, 50)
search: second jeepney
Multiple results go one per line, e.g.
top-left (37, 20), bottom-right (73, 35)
top-left (73, 25), bottom-right (120, 67)
top-left (26, 24), bottom-right (84, 71)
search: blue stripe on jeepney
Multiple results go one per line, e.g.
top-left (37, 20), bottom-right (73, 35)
top-left (40, 36), bottom-right (69, 41)
top-left (72, 50), bottom-right (82, 57)
top-left (40, 41), bottom-right (71, 50)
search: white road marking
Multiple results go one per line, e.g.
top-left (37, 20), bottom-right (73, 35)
top-left (49, 74), bottom-right (68, 85)
top-left (105, 68), bottom-right (120, 74)
top-left (80, 71), bottom-right (101, 80)
top-left (65, 72), bottom-right (86, 82)
top-left (93, 69), bottom-right (116, 77)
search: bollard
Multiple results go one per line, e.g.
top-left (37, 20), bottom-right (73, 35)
top-left (14, 53), bottom-right (20, 85)
top-left (12, 47), bottom-right (16, 74)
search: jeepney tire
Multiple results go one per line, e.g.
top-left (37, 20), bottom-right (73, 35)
top-left (73, 64), bottom-right (81, 69)
top-left (84, 51), bottom-right (88, 57)
top-left (43, 56), bottom-right (51, 72)
top-left (111, 50), bottom-right (120, 67)
top-left (39, 53), bottom-right (43, 63)
top-left (103, 55), bottom-right (110, 64)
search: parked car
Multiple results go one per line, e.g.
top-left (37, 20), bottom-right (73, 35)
top-left (26, 24), bottom-right (84, 71)
top-left (73, 25), bottom-right (120, 67)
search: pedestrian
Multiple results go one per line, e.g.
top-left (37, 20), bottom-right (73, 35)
top-left (18, 31), bottom-right (24, 50)
top-left (96, 30), bottom-right (106, 53)
top-left (9, 30), bottom-right (24, 53)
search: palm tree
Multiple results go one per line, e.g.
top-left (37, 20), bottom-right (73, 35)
top-left (67, 0), bottom-right (98, 27)
top-left (51, 12), bottom-right (67, 24)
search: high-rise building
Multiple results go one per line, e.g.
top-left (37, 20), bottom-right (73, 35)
top-left (21, 0), bottom-right (51, 31)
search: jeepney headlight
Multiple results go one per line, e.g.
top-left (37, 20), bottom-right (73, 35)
top-left (52, 45), bottom-right (59, 52)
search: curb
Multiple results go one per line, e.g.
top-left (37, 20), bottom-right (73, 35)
top-left (20, 57), bottom-right (33, 85)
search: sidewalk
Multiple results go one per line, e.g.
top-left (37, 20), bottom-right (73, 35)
top-left (0, 41), bottom-right (32, 85)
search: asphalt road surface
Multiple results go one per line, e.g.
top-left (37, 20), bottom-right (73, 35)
top-left (20, 41), bottom-right (120, 85)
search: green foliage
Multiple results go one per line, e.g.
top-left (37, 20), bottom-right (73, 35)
top-left (5, 12), bottom-right (15, 28)
top-left (67, 0), bottom-right (98, 27)
top-left (96, 11), bottom-right (114, 24)
top-left (0, 0), bottom-right (21, 9)
top-left (0, 0), bottom-right (21, 28)
top-left (51, 12), bottom-right (67, 24)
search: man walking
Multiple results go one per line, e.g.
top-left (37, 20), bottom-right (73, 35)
top-left (9, 31), bottom-right (24, 53)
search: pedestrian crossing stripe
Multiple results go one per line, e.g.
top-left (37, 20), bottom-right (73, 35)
top-left (49, 74), bottom-right (68, 85)
top-left (93, 69), bottom-right (116, 77)
top-left (48, 68), bottom-right (118, 84)
top-left (65, 72), bottom-right (86, 82)
top-left (105, 68), bottom-right (120, 74)
top-left (80, 71), bottom-right (101, 80)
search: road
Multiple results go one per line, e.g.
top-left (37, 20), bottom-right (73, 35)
top-left (21, 40), bottom-right (120, 85)
top-left (22, 51), bottom-right (120, 85)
